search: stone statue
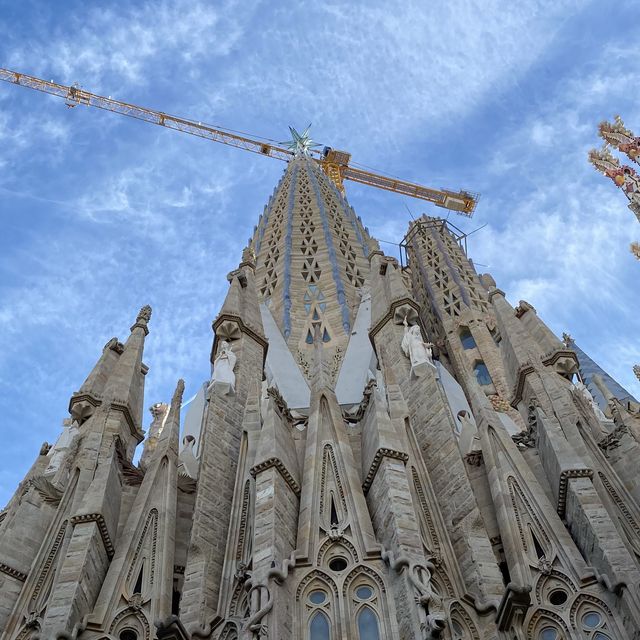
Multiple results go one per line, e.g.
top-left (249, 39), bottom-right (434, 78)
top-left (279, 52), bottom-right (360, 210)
top-left (401, 317), bottom-right (435, 378)
top-left (574, 380), bottom-right (608, 421)
top-left (209, 340), bottom-right (237, 396)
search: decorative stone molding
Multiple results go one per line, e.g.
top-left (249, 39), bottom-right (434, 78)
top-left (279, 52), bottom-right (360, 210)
top-left (110, 401), bottom-right (145, 443)
top-left (362, 448), bottom-right (409, 494)
top-left (597, 472), bottom-right (640, 537)
top-left (250, 457), bottom-right (301, 496)
top-left (557, 468), bottom-right (594, 517)
top-left (510, 363), bottom-right (536, 408)
top-left (541, 348), bottom-right (579, 377)
top-left (69, 513), bottom-right (115, 559)
top-left (0, 561), bottom-right (27, 582)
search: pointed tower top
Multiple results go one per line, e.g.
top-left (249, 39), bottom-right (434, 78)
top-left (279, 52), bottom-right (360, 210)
top-left (131, 304), bottom-right (152, 335)
top-left (172, 378), bottom-right (186, 409)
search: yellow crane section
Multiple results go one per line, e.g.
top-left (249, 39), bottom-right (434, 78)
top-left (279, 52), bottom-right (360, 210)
top-left (0, 68), bottom-right (477, 216)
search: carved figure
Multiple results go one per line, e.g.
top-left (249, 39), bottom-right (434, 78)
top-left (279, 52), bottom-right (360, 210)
top-left (401, 317), bottom-right (435, 378)
top-left (209, 340), bottom-right (237, 396)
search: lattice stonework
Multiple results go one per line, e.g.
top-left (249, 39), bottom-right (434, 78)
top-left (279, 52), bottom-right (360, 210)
top-left (258, 172), bottom-right (293, 299)
top-left (315, 167), bottom-right (366, 288)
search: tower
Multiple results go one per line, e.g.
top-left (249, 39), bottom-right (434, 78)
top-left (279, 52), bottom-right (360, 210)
top-left (1, 147), bottom-right (640, 640)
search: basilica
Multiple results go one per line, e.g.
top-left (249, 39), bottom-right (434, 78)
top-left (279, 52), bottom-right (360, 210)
top-left (1, 149), bottom-right (639, 639)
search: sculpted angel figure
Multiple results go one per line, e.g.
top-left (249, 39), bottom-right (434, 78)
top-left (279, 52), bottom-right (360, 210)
top-left (209, 340), bottom-right (237, 396)
top-left (401, 316), bottom-right (434, 378)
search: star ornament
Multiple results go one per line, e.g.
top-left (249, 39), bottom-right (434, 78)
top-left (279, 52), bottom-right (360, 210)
top-left (282, 124), bottom-right (321, 156)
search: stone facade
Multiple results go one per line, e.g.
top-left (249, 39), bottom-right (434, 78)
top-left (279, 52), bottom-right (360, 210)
top-left (1, 157), bottom-right (639, 639)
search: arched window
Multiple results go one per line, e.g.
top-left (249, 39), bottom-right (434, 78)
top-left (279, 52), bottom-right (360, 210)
top-left (309, 611), bottom-right (331, 640)
top-left (459, 327), bottom-right (476, 350)
top-left (357, 606), bottom-right (380, 640)
top-left (473, 361), bottom-right (493, 386)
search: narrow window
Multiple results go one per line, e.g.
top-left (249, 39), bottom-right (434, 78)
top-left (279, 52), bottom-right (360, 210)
top-left (310, 611), bottom-right (331, 640)
top-left (357, 607), bottom-right (380, 640)
top-left (459, 327), bottom-right (476, 350)
top-left (322, 328), bottom-right (331, 343)
top-left (133, 563), bottom-right (144, 594)
top-left (473, 362), bottom-right (492, 386)
top-left (330, 495), bottom-right (339, 527)
top-left (530, 527), bottom-right (545, 559)
top-left (306, 330), bottom-right (314, 345)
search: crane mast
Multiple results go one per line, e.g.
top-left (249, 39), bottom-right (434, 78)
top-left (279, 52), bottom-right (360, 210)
top-left (0, 68), bottom-right (477, 215)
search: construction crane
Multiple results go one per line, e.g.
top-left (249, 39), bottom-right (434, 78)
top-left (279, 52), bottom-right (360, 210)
top-left (0, 68), bottom-right (477, 216)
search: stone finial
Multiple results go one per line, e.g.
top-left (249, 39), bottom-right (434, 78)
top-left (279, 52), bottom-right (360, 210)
top-left (137, 305), bottom-right (152, 324)
top-left (633, 364), bottom-right (640, 382)
top-left (562, 332), bottom-right (573, 346)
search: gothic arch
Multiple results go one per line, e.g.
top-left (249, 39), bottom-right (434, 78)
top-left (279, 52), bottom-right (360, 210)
top-left (218, 621), bottom-right (240, 640)
top-left (526, 607), bottom-right (570, 639)
top-left (343, 566), bottom-right (393, 640)
top-left (448, 601), bottom-right (480, 640)
top-left (317, 536), bottom-right (359, 566)
top-left (342, 564), bottom-right (387, 596)
top-left (125, 508), bottom-right (158, 600)
top-left (569, 593), bottom-right (625, 639)
top-left (319, 441), bottom-right (348, 530)
top-left (534, 569), bottom-right (576, 607)
top-left (296, 569), bottom-right (340, 640)
top-left (109, 606), bottom-right (151, 640)
top-left (507, 475), bottom-right (555, 565)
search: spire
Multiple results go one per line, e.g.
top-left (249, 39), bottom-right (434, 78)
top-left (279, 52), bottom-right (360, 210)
top-left (250, 155), bottom-right (371, 379)
top-left (100, 305), bottom-right (152, 435)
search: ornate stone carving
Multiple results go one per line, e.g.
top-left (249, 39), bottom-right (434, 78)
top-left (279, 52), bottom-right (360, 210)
top-left (209, 340), bottom-right (237, 396)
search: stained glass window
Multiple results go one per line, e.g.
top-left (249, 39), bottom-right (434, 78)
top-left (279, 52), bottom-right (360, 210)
top-left (357, 607), bottom-right (380, 640)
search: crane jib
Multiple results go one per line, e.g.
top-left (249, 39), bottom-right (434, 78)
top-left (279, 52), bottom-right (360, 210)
top-left (0, 67), bottom-right (476, 216)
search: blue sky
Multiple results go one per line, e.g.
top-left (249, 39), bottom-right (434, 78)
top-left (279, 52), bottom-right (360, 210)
top-left (0, 0), bottom-right (638, 505)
